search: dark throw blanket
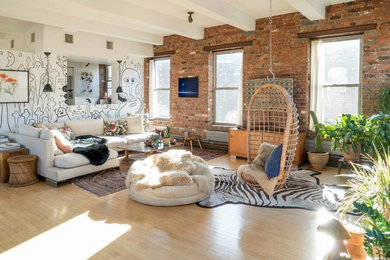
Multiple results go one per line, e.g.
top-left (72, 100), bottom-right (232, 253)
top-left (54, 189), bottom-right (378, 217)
top-left (71, 135), bottom-right (110, 166)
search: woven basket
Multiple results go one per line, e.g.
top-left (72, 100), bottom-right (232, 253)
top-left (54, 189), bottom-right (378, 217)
top-left (7, 155), bottom-right (38, 187)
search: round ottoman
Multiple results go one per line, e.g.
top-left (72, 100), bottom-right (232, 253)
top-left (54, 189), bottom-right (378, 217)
top-left (125, 150), bottom-right (214, 206)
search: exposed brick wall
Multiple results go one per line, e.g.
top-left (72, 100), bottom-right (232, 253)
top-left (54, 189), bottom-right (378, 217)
top-left (144, 0), bottom-right (390, 138)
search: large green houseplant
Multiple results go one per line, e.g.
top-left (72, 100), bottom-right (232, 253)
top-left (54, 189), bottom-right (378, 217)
top-left (307, 111), bottom-right (330, 171)
top-left (367, 113), bottom-right (390, 156)
top-left (379, 87), bottom-right (390, 113)
top-left (339, 149), bottom-right (390, 259)
top-left (327, 114), bottom-right (369, 162)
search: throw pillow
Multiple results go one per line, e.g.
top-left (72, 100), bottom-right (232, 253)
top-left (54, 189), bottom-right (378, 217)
top-left (52, 129), bottom-right (73, 153)
top-left (265, 144), bottom-right (283, 179)
top-left (40, 126), bottom-right (64, 156)
top-left (125, 115), bottom-right (145, 134)
top-left (253, 143), bottom-right (276, 168)
top-left (17, 124), bottom-right (41, 138)
top-left (103, 121), bottom-right (128, 136)
top-left (31, 122), bottom-right (43, 128)
top-left (56, 126), bottom-right (75, 141)
top-left (128, 113), bottom-right (151, 132)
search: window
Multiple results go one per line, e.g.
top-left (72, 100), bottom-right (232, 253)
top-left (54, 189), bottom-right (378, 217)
top-left (107, 65), bottom-right (112, 97)
top-left (214, 50), bottom-right (243, 125)
top-left (311, 36), bottom-right (362, 124)
top-left (150, 58), bottom-right (170, 119)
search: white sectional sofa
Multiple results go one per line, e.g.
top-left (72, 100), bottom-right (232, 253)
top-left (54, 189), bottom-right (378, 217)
top-left (5, 117), bottom-right (153, 187)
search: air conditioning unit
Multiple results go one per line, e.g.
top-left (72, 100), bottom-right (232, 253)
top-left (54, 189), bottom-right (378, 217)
top-left (206, 130), bottom-right (229, 143)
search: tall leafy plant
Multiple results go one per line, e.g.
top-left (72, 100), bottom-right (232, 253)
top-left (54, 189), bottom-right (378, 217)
top-left (339, 149), bottom-right (390, 258)
top-left (310, 111), bottom-right (329, 153)
top-left (327, 114), bottom-right (370, 154)
top-left (367, 113), bottom-right (390, 156)
top-left (379, 87), bottom-right (390, 113)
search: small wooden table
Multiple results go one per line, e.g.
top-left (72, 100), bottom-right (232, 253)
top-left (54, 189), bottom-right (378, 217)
top-left (0, 147), bottom-right (29, 183)
top-left (183, 135), bottom-right (202, 151)
top-left (7, 155), bottom-right (38, 187)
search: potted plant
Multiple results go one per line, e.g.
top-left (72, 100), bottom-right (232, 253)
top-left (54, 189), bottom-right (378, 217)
top-left (366, 113), bottom-right (390, 157)
top-left (379, 86), bottom-right (390, 113)
top-left (339, 149), bottom-right (390, 258)
top-left (327, 114), bottom-right (368, 162)
top-left (162, 126), bottom-right (172, 146)
top-left (307, 111), bottom-right (330, 171)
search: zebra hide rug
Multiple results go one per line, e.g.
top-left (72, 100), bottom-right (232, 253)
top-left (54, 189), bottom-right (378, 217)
top-left (197, 167), bottom-right (346, 212)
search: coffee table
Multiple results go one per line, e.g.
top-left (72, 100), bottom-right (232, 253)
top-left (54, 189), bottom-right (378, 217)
top-left (119, 142), bottom-right (183, 159)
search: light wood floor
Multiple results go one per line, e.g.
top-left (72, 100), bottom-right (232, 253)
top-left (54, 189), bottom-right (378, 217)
top-left (0, 155), bottom-right (354, 260)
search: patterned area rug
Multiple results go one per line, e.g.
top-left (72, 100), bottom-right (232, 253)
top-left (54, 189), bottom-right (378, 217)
top-left (189, 148), bottom-right (227, 161)
top-left (197, 167), bottom-right (347, 212)
top-left (71, 168), bottom-right (127, 197)
top-left (73, 149), bottom-right (227, 197)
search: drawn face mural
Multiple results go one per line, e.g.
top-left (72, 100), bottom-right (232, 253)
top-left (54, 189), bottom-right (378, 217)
top-left (0, 49), bottom-right (144, 132)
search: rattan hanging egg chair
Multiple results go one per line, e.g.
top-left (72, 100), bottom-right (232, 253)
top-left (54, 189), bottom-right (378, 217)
top-left (237, 83), bottom-right (299, 194)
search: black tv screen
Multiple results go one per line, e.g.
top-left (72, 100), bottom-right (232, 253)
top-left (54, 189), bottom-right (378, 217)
top-left (178, 77), bottom-right (198, 97)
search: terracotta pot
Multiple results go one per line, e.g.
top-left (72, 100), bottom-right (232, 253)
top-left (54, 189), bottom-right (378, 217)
top-left (163, 138), bottom-right (170, 146)
top-left (341, 144), bottom-right (361, 162)
top-left (307, 152), bottom-right (329, 171)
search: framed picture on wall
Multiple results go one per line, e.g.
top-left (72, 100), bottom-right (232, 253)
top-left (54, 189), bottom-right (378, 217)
top-left (0, 69), bottom-right (29, 103)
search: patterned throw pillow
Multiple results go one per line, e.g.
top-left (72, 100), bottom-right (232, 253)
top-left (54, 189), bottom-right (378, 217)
top-left (56, 126), bottom-right (75, 141)
top-left (104, 121), bottom-right (128, 136)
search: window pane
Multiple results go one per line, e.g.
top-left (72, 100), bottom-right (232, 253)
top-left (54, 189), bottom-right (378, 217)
top-left (322, 86), bottom-right (359, 123)
top-left (154, 90), bottom-right (170, 118)
top-left (323, 39), bottom-right (360, 84)
top-left (215, 89), bottom-right (239, 124)
top-left (155, 59), bottom-right (170, 89)
top-left (216, 52), bottom-right (243, 88)
top-left (107, 65), bottom-right (112, 80)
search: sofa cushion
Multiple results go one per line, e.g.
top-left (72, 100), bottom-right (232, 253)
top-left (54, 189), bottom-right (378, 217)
top-left (124, 133), bottom-right (152, 144)
top-left (65, 119), bottom-right (104, 137)
top-left (103, 121), bottom-right (128, 136)
top-left (17, 124), bottom-right (41, 138)
top-left (126, 115), bottom-right (145, 134)
top-left (97, 136), bottom-right (127, 147)
top-left (54, 148), bottom-right (118, 168)
top-left (44, 122), bottom-right (65, 129)
top-left (40, 126), bottom-right (64, 156)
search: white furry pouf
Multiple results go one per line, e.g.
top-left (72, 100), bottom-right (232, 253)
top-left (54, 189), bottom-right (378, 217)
top-left (126, 150), bottom-right (214, 206)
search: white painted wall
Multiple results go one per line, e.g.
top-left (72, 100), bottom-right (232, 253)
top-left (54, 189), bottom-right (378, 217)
top-left (0, 48), bottom-right (144, 132)
top-left (43, 25), bottom-right (152, 59)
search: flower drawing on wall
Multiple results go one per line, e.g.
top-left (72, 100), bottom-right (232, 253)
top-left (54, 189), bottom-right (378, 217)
top-left (80, 72), bottom-right (93, 94)
top-left (0, 73), bottom-right (17, 95)
top-left (0, 69), bottom-right (29, 103)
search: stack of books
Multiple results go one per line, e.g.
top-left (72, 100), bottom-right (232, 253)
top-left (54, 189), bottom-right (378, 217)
top-left (0, 135), bottom-right (21, 151)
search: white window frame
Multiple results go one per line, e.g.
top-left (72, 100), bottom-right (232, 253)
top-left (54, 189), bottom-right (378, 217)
top-left (213, 49), bottom-right (243, 126)
top-left (149, 57), bottom-right (170, 120)
top-left (310, 35), bottom-right (362, 126)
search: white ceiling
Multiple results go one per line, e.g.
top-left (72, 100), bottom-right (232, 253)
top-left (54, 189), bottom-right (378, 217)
top-left (0, 0), bottom-right (354, 45)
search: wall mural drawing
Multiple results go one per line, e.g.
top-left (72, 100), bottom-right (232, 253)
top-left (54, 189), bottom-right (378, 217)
top-left (0, 49), bottom-right (144, 132)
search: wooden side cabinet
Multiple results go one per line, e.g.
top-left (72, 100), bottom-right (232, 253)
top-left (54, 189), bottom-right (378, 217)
top-left (229, 129), bottom-right (306, 165)
top-left (0, 148), bottom-right (29, 183)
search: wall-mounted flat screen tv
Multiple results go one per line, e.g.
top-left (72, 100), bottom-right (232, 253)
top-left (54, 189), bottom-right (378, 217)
top-left (178, 77), bottom-right (198, 97)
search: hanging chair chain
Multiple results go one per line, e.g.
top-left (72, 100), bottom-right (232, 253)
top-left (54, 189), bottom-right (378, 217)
top-left (267, 0), bottom-right (275, 82)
